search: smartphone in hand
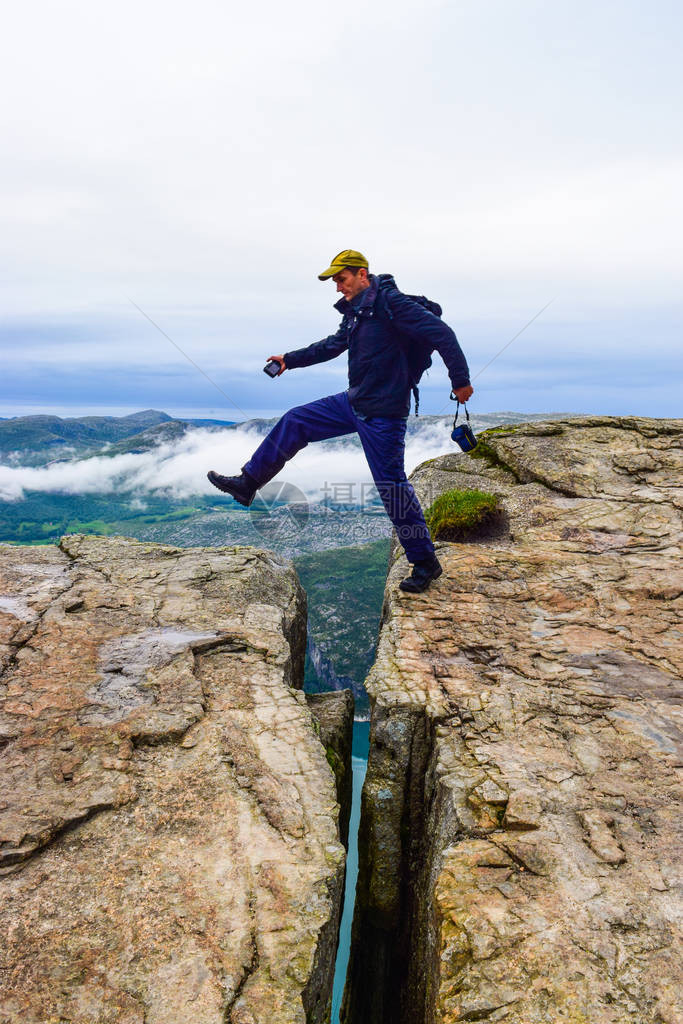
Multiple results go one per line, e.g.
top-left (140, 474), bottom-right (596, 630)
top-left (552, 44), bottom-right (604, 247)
top-left (264, 359), bottom-right (281, 378)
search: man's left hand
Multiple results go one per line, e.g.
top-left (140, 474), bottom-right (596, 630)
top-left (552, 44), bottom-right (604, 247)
top-left (452, 385), bottom-right (474, 403)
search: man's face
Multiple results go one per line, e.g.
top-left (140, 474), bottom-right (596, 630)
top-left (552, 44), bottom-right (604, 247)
top-left (332, 268), bottom-right (369, 302)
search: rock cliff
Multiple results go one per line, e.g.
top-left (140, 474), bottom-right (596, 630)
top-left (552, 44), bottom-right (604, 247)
top-left (343, 416), bottom-right (682, 1024)
top-left (0, 535), bottom-right (351, 1024)
top-left (306, 691), bottom-right (354, 850)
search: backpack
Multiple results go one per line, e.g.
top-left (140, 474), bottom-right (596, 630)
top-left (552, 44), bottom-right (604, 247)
top-left (377, 282), bottom-right (443, 415)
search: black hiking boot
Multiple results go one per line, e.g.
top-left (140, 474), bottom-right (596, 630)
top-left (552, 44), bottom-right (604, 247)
top-left (207, 470), bottom-right (258, 507)
top-left (399, 554), bottom-right (443, 593)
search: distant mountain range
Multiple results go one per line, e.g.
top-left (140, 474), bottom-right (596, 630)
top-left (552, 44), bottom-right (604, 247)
top-left (0, 408), bottom-right (574, 467)
top-left (0, 410), bottom-right (236, 466)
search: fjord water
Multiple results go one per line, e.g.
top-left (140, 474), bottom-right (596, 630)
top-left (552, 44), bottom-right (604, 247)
top-left (332, 719), bottom-right (370, 1023)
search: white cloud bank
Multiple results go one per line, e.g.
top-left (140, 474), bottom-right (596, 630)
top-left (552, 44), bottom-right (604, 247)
top-left (0, 422), bottom-right (456, 503)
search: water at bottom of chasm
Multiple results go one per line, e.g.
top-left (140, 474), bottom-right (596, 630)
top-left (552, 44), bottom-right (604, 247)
top-left (331, 719), bottom-right (370, 1023)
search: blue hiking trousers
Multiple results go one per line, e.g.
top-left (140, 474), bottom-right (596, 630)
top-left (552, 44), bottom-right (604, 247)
top-left (242, 391), bottom-right (435, 563)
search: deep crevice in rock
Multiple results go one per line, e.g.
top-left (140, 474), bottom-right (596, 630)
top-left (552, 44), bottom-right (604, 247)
top-left (341, 705), bottom-right (439, 1024)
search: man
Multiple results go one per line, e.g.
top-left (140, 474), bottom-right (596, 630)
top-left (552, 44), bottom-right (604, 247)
top-left (208, 249), bottom-right (474, 593)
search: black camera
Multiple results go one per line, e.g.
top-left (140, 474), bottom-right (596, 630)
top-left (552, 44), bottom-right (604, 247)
top-left (264, 359), bottom-right (281, 378)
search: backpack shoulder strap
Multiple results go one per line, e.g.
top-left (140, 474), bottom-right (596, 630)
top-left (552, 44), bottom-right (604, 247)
top-left (376, 283), bottom-right (399, 322)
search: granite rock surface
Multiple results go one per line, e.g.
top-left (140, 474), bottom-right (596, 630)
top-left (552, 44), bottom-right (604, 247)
top-left (0, 535), bottom-right (347, 1024)
top-left (344, 416), bottom-right (682, 1024)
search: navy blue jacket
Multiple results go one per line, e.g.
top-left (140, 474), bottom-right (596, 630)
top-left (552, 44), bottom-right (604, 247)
top-left (284, 274), bottom-right (470, 418)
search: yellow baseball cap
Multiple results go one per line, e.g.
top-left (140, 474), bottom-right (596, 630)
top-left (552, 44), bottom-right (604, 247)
top-left (318, 249), bottom-right (369, 280)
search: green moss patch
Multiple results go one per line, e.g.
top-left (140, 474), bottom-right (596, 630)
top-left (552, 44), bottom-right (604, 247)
top-left (425, 488), bottom-right (503, 542)
top-left (325, 745), bottom-right (341, 775)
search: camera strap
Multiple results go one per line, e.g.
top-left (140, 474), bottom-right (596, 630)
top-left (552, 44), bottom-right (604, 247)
top-left (450, 396), bottom-right (471, 429)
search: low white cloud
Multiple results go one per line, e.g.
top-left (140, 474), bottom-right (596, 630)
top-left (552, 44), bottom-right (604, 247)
top-left (0, 422), bottom-right (458, 504)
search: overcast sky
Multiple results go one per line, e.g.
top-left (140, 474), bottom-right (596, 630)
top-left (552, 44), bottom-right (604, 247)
top-left (2, 0), bottom-right (681, 419)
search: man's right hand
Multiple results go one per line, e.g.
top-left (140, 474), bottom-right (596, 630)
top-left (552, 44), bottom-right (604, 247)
top-left (452, 384), bottom-right (474, 403)
top-left (267, 355), bottom-right (286, 376)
